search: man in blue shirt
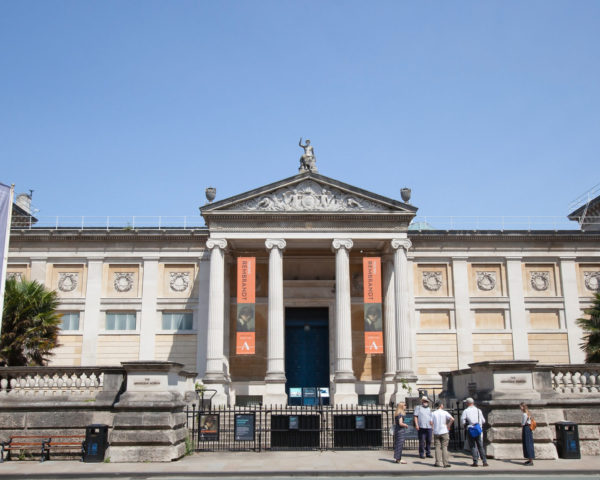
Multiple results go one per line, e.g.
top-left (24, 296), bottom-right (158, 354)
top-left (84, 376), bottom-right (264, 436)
top-left (414, 396), bottom-right (433, 458)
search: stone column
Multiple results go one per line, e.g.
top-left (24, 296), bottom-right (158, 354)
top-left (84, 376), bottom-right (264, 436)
top-left (381, 258), bottom-right (397, 404)
top-left (81, 257), bottom-right (103, 365)
top-left (203, 238), bottom-right (229, 405)
top-left (391, 238), bottom-right (417, 400)
top-left (452, 257), bottom-right (474, 369)
top-left (332, 238), bottom-right (357, 405)
top-left (195, 257), bottom-right (210, 379)
top-left (506, 256), bottom-right (529, 359)
top-left (264, 239), bottom-right (287, 405)
top-left (560, 257), bottom-right (586, 363)
top-left (139, 257), bottom-right (159, 360)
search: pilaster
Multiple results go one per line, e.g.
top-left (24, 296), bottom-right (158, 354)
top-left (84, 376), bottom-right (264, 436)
top-left (81, 258), bottom-right (103, 365)
top-left (452, 257), bottom-right (473, 369)
top-left (560, 257), bottom-right (585, 363)
top-left (506, 256), bottom-right (529, 360)
top-left (139, 257), bottom-right (159, 360)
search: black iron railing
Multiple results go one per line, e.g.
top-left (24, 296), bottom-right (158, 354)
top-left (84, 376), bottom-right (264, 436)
top-left (185, 403), bottom-right (465, 453)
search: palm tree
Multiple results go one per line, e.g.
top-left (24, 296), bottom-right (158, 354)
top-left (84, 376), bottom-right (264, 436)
top-left (1, 278), bottom-right (61, 366)
top-left (576, 292), bottom-right (600, 363)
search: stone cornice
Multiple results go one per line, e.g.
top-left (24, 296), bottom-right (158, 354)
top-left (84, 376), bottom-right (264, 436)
top-left (408, 230), bottom-right (600, 242)
top-left (9, 228), bottom-right (209, 243)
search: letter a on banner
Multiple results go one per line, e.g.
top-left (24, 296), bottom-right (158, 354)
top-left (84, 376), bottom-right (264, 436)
top-left (236, 257), bottom-right (256, 355)
top-left (363, 257), bottom-right (383, 354)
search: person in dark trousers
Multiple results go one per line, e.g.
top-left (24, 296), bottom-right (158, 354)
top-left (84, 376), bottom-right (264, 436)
top-left (520, 402), bottom-right (535, 466)
top-left (460, 397), bottom-right (489, 467)
top-left (393, 402), bottom-right (409, 464)
top-left (414, 396), bottom-right (434, 458)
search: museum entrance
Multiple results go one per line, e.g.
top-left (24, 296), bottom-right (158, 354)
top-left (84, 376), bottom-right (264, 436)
top-left (285, 307), bottom-right (330, 405)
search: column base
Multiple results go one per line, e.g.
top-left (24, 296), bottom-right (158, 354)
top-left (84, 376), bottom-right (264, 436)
top-left (332, 380), bottom-right (358, 406)
top-left (379, 373), bottom-right (396, 406)
top-left (201, 378), bottom-right (230, 406)
top-left (392, 374), bottom-right (418, 403)
top-left (263, 381), bottom-right (288, 407)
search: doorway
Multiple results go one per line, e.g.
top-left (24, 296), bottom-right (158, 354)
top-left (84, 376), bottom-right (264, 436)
top-left (285, 307), bottom-right (330, 396)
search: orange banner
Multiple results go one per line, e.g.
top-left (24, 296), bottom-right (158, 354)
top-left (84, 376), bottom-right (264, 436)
top-left (364, 331), bottom-right (384, 354)
top-left (363, 257), bottom-right (383, 355)
top-left (363, 257), bottom-right (382, 303)
top-left (236, 332), bottom-right (255, 355)
top-left (237, 257), bottom-right (255, 303)
top-left (237, 257), bottom-right (256, 355)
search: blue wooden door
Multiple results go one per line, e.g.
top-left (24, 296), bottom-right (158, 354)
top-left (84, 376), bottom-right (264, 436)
top-left (285, 308), bottom-right (330, 394)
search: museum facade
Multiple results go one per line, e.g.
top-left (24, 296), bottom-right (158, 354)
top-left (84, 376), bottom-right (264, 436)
top-left (6, 170), bottom-right (600, 406)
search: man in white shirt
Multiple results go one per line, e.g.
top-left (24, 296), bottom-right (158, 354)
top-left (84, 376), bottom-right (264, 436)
top-left (460, 397), bottom-right (489, 467)
top-left (414, 396), bottom-right (433, 458)
top-left (430, 401), bottom-right (454, 468)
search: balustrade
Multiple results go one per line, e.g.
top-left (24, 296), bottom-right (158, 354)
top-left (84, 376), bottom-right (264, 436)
top-left (0, 367), bottom-right (122, 397)
top-left (551, 365), bottom-right (600, 394)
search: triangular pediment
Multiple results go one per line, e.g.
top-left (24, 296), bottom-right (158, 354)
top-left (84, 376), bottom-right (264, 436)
top-left (201, 172), bottom-right (417, 215)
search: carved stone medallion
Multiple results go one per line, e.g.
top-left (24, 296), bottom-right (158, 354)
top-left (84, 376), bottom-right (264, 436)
top-left (584, 272), bottom-right (600, 292)
top-left (530, 272), bottom-right (550, 291)
top-left (477, 272), bottom-right (497, 291)
top-left (7, 272), bottom-right (23, 282)
top-left (114, 272), bottom-right (134, 293)
top-left (58, 272), bottom-right (78, 292)
top-left (422, 272), bottom-right (443, 291)
top-left (169, 272), bottom-right (190, 292)
top-left (238, 180), bottom-right (390, 212)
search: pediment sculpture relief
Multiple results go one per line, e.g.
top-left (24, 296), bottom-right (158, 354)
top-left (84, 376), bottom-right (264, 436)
top-left (237, 180), bottom-right (390, 212)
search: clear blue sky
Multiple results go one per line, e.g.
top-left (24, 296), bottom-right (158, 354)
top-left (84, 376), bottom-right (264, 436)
top-left (1, 1), bottom-right (599, 223)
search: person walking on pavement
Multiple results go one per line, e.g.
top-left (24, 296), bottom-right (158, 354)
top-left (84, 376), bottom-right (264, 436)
top-left (520, 402), bottom-right (535, 466)
top-left (414, 396), bottom-right (434, 458)
top-left (393, 402), bottom-right (409, 464)
top-left (430, 401), bottom-right (454, 468)
top-left (460, 397), bottom-right (489, 467)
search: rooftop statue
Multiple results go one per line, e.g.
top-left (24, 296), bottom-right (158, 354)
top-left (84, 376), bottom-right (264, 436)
top-left (298, 137), bottom-right (318, 173)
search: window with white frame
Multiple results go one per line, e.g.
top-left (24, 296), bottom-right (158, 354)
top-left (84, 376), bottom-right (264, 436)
top-left (105, 312), bottom-right (137, 331)
top-left (162, 312), bottom-right (193, 331)
top-left (59, 312), bottom-right (80, 331)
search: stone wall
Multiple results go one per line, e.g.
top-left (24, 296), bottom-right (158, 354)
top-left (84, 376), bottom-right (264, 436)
top-left (440, 361), bottom-right (600, 459)
top-left (0, 362), bottom-right (196, 462)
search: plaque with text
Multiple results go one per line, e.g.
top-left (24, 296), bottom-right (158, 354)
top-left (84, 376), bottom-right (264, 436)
top-left (234, 413), bottom-right (255, 442)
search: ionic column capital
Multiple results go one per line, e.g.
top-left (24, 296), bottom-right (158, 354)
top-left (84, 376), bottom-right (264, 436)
top-left (206, 238), bottom-right (227, 251)
top-left (332, 238), bottom-right (353, 252)
top-left (265, 238), bottom-right (286, 251)
top-left (391, 238), bottom-right (412, 251)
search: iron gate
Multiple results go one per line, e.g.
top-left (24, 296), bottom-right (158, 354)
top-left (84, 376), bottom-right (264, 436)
top-left (186, 404), bottom-right (464, 452)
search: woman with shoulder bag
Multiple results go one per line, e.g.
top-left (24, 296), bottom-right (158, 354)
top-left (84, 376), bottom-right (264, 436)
top-left (393, 402), bottom-right (409, 464)
top-left (520, 402), bottom-right (535, 466)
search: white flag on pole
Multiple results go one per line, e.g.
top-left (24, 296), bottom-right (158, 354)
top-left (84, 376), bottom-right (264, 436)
top-left (0, 182), bottom-right (15, 337)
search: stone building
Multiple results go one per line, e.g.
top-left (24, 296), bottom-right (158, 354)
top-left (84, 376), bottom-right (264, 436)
top-left (6, 167), bottom-right (600, 406)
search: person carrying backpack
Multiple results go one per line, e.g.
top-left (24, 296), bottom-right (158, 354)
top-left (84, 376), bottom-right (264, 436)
top-left (460, 397), bottom-right (489, 467)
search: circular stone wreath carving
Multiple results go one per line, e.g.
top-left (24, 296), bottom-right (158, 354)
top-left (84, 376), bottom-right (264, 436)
top-left (114, 272), bottom-right (134, 293)
top-left (169, 272), bottom-right (190, 292)
top-left (584, 272), bottom-right (600, 292)
top-left (58, 272), bottom-right (78, 292)
top-left (476, 272), bottom-right (497, 291)
top-left (530, 271), bottom-right (550, 291)
top-left (422, 272), bottom-right (443, 291)
top-left (7, 272), bottom-right (23, 282)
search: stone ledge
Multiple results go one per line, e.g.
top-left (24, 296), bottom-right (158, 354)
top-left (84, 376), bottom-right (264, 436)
top-left (487, 442), bottom-right (558, 460)
top-left (107, 442), bottom-right (186, 462)
top-left (110, 427), bottom-right (187, 445)
top-left (487, 426), bottom-right (554, 442)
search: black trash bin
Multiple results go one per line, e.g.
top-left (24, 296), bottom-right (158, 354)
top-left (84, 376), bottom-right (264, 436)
top-left (555, 421), bottom-right (581, 459)
top-left (84, 424), bottom-right (109, 463)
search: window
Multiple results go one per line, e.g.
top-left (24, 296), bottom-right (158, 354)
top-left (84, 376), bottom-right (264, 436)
top-left (105, 312), bottom-right (136, 331)
top-left (60, 312), bottom-right (80, 331)
top-left (162, 312), bottom-right (193, 330)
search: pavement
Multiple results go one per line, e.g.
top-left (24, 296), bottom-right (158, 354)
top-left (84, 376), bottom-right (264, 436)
top-left (0, 450), bottom-right (598, 478)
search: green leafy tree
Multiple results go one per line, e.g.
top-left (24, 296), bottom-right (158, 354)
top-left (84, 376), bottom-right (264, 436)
top-left (1, 278), bottom-right (61, 366)
top-left (576, 292), bottom-right (600, 363)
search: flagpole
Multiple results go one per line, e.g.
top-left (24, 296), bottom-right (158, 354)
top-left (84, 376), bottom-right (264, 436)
top-left (0, 184), bottom-right (15, 338)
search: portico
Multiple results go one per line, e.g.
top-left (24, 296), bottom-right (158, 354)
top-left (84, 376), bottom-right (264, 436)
top-left (200, 172), bottom-right (418, 406)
